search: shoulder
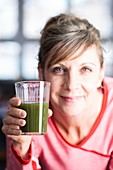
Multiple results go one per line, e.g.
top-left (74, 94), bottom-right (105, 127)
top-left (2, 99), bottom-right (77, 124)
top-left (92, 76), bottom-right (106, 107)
top-left (103, 77), bottom-right (113, 109)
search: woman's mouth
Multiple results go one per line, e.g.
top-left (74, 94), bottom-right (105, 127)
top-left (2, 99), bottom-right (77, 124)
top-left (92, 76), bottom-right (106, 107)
top-left (60, 95), bottom-right (83, 102)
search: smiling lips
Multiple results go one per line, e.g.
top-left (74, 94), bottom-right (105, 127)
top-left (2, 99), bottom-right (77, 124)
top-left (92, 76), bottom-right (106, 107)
top-left (60, 95), bottom-right (83, 102)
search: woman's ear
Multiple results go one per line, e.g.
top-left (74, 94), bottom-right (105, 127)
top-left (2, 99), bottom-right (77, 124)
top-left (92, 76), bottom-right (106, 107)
top-left (97, 66), bottom-right (105, 88)
top-left (100, 65), bottom-right (105, 81)
top-left (38, 64), bottom-right (44, 80)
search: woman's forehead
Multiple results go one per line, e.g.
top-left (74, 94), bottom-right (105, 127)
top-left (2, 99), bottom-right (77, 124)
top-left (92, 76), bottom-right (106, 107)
top-left (48, 44), bottom-right (99, 65)
top-left (58, 46), bottom-right (100, 65)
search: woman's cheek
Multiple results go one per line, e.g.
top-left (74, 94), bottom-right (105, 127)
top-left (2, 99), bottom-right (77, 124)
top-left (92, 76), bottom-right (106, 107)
top-left (82, 81), bottom-right (99, 93)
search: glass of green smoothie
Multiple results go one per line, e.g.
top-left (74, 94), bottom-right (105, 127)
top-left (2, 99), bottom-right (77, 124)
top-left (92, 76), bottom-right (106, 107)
top-left (15, 81), bottom-right (50, 135)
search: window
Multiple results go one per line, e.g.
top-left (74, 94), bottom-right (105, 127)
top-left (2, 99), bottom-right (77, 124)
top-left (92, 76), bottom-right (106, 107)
top-left (0, 0), bottom-right (112, 80)
top-left (0, 42), bottom-right (20, 79)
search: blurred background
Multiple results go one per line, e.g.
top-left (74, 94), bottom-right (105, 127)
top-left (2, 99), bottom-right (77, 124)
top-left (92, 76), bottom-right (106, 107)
top-left (0, 0), bottom-right (113, 169)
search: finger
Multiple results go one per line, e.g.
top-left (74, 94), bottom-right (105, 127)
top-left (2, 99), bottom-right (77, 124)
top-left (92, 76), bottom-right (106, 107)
top-left (9, 125), bottom-right (20, 129)
top-left (6, 107), bottom-right (26, 118)
top-left (2, 125), bottom-right (22, 136)
top-left (3, 115), bottom-right (26, 127)
top-left (9, 97), bottom-right (21, 107)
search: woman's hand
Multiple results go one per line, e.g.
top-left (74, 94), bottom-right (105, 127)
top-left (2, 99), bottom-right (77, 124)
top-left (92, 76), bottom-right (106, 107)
top-left (2, 97), bottom-right (27, 136)
top-left (2, 97), bottom-right (53, 159)
top-left (2, 97), bottom-right (52, 137)
top-left (2, 97), bottom-right (32, 159)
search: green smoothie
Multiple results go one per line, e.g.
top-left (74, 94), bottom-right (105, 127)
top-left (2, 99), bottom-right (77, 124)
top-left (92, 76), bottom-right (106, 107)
top-left (19, 102), bottom-right (49, 134)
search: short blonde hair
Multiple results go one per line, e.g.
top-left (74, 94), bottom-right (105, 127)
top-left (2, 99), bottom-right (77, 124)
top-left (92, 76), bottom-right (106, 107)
top-left (38, 13), bottom-right (104, 69)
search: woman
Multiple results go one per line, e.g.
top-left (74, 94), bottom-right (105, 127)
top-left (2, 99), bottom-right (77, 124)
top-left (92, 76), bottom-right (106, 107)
top-left (2, 13), bottom-right (113, 170)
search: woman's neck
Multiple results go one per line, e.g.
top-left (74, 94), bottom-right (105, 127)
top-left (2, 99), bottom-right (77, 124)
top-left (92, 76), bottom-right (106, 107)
top-left (53, 90), bottom-right (103, 145)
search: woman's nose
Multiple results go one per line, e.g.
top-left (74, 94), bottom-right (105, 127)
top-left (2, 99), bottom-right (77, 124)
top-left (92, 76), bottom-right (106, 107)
top-left (63, 71), bottom-right (81, 90)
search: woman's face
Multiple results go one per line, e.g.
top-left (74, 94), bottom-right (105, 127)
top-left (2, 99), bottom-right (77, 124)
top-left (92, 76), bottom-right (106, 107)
top-left (39, 45), bottom-right (104, 116)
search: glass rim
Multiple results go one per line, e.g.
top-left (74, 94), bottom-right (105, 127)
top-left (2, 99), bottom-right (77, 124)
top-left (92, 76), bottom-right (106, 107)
top-left (15, 80), bottom-right (50, 85)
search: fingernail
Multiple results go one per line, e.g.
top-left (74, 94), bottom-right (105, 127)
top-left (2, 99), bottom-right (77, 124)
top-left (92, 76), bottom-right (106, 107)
top-left (19, 119), bottom-right (26, 126)
top-left (20, 111), bottom-right (26, 118)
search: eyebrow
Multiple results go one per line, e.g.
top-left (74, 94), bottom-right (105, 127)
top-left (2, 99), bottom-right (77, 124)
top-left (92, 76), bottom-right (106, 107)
top-left (48, 61), bottom-right (98, 70)
top-left (56, 62), bottom-right (97, 67)
top-left (81, 62), bottom-right (97, 66)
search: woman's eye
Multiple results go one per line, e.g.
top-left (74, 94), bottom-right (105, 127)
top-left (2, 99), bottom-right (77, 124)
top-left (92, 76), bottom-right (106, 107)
top-left (51, 67), bottom-right (66, 75)
top-left (82, 67), bottom-right (92, 73)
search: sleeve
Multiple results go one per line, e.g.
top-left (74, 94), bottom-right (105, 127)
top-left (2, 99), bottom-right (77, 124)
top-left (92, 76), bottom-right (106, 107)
top-left (6, 137), bottom-right (41, 170)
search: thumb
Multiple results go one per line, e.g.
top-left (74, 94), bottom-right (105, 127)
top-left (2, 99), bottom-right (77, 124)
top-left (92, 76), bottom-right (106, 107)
top-left (48, 109), bottom-right (53, 117)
